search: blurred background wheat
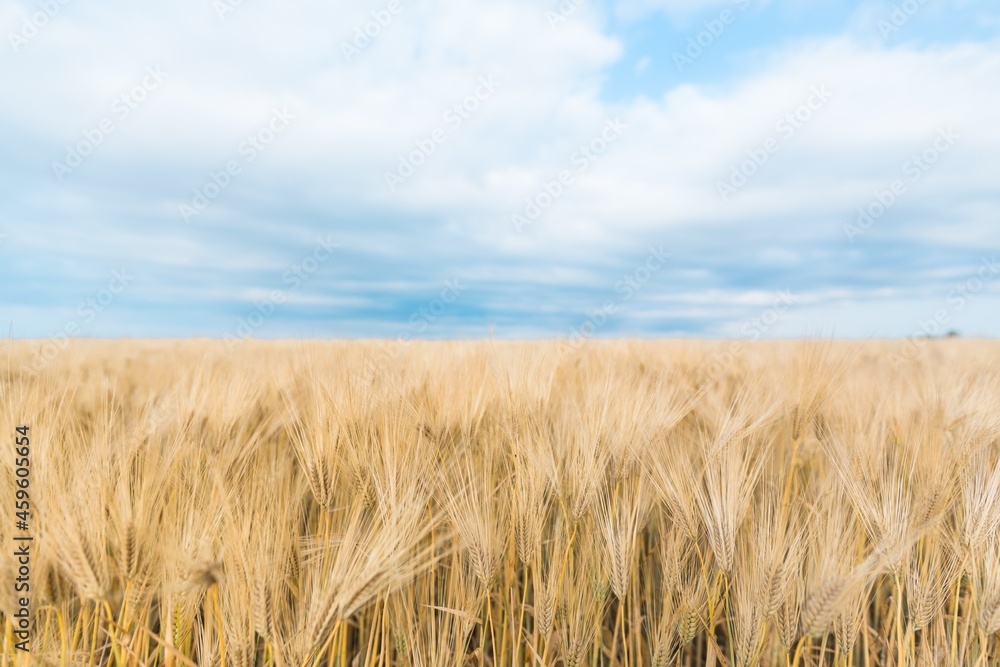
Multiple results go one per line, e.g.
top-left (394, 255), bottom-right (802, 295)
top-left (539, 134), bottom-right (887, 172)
top-left (1, 339), bottom-right (999, 667)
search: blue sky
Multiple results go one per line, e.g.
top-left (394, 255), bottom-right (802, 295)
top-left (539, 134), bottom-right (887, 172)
top-left (1, 0), bottom-right (999, 341)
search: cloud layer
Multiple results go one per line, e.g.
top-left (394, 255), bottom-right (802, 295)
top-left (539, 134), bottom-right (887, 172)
top-left (1, 0), bottom-right (998, 340)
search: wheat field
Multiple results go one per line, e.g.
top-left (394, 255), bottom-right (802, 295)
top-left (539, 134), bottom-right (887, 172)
top-left (1, 339), bottom-right (999, 667)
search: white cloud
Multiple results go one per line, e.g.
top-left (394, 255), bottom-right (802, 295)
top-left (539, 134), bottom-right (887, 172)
top-left (2, 0), bottom-right (999, 337)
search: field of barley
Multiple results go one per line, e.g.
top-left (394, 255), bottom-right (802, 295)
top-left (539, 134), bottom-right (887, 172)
top-left (1, 339), bottom-right (999, 667)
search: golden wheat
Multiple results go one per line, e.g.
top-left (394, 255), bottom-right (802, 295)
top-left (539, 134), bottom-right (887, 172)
top-left (1, 339), bottom-right (999, 666)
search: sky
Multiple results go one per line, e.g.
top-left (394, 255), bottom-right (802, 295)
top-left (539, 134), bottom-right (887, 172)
top-left (1, 0), bottom-right (999, 341)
